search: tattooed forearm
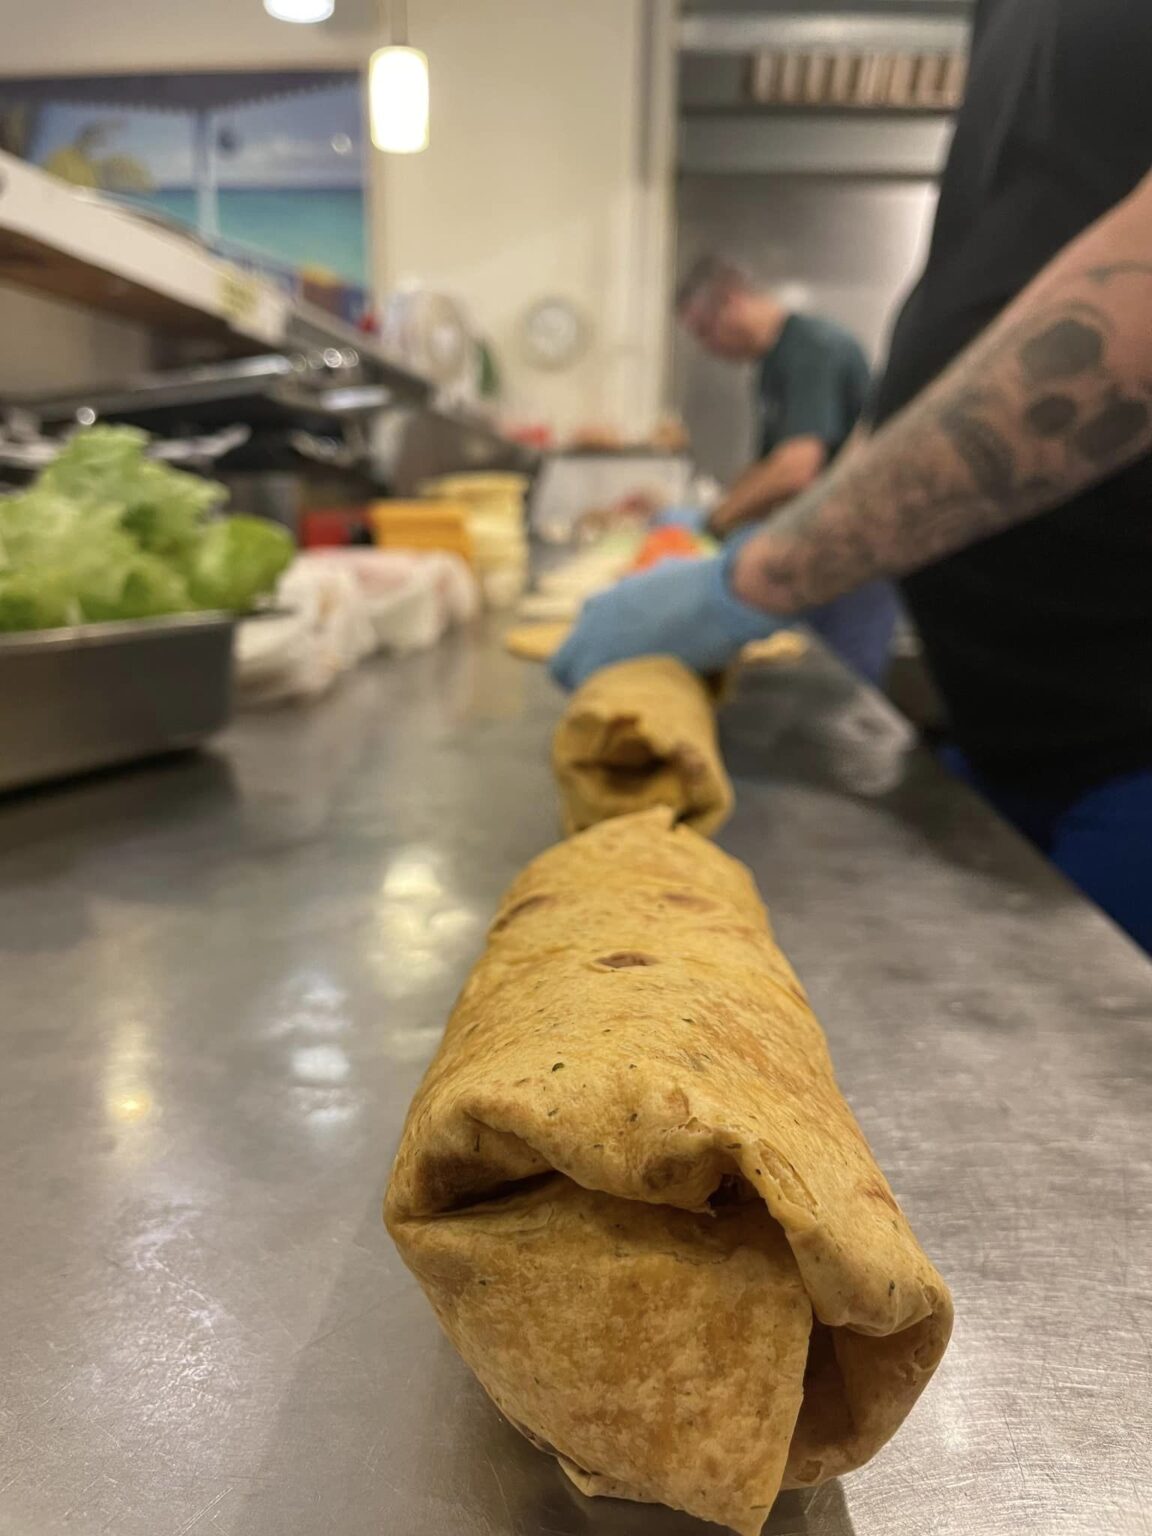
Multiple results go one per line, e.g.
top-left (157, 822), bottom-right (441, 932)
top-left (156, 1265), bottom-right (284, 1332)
top-left (937, 392), bottom-right (1019, 500)
top-left (729, 192), bottom-right (1152, 615)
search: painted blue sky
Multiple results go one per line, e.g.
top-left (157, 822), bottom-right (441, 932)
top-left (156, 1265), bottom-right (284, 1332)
top-left (30, 81), bottom-right (365, 190)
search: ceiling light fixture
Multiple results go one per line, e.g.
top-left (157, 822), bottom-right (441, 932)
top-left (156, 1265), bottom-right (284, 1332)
top-left (264, 0), bottom-right (335, 21)
top-left (370, 0), bottom-right (430, 154)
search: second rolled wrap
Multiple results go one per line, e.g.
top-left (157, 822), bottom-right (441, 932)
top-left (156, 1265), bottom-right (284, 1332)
top-left (552, 655), bottom-right (733, 836)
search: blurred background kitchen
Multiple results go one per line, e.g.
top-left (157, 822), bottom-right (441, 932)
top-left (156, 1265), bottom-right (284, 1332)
top-left (0, 0), bottom-right (968, 771)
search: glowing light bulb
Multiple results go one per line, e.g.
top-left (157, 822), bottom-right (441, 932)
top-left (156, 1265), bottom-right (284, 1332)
top-left (264, 0), bottom-right (334, 23)
top-left (370, 46), bottom-right (430, 154)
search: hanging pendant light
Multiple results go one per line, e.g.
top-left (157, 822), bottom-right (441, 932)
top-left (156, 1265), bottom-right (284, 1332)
top-left (370, 0), bottom-right (430, 154)
top-left (264, 0), bottom-right (334, 22)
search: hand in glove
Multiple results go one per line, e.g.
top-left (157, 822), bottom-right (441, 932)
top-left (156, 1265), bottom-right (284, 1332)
top-left (549, 544), bottom-right (785, 692)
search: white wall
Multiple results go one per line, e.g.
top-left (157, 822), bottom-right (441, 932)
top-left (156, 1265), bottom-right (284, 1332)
top-left (374, 0), bottom-right (676, 439)
top-left (1, 0), bottom-right (376, 73)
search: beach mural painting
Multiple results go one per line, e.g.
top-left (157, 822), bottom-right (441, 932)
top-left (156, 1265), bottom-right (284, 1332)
top-left (0, 71), bottom-right (370, 319)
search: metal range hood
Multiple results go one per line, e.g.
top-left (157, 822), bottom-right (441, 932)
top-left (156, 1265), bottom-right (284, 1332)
top-left (679, 4), bottom-right (973, 176)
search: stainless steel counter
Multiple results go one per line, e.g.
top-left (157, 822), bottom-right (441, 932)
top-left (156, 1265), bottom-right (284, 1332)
top-left (2, 632), bottom-right (1149, 1536)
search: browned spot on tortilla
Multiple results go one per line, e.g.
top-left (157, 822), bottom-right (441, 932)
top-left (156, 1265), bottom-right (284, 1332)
top-left (491, 893), bottom-right (553, 933)
top-left (642, 1155), bottom-right (696, 1192)
top-left (661, 890), bottom-right (715, 910)
top-left (594, 952), bottom-right (660, 969)
top-left (676, 748), bottom-right (707, 783)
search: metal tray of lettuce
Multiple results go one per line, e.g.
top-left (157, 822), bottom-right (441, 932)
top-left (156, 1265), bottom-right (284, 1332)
top-left (0, 612), bottom-right (235, 793)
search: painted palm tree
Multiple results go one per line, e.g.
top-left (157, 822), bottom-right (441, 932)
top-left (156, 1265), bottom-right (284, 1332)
top-left (42, 120), bottom-right (153, 194)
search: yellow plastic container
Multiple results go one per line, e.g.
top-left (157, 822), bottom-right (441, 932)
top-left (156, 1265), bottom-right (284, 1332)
top-left (420, 473), bottom-right (529, 527)
top-left (369, 500), bottom-right (475, 566)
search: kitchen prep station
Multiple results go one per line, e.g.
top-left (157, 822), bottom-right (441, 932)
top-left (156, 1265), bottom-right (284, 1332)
top-left (3, 2), bottom-right (1152, 1533)
top-left (2, 631), bottom-right (1148, 1536)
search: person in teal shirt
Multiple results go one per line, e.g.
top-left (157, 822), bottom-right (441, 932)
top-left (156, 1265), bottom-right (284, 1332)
top-left (668, 257), bottom-right (899, 686)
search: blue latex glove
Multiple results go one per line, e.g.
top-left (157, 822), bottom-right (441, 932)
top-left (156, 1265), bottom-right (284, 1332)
top-left (550, 545), bottom-right (784, 691)
top-left (649, 503), bottom-right (709, 533)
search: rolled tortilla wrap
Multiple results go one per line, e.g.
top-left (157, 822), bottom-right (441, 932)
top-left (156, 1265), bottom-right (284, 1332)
top-left (552, 656), bottom-right (734, 836)
top-left (385, 808), bottom-right (952, 1535)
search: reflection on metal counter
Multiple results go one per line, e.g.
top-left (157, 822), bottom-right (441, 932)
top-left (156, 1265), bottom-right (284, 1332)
top-left (0, 629), bottom-right (1148, 1536)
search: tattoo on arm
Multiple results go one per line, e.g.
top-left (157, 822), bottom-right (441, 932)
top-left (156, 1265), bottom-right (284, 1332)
top-left (1086, 262), bottom-right (1152, 285)
top-left (938, 392), bottom-right (1019, 499)
top-left (738, 260), bottom-right (1152, 613)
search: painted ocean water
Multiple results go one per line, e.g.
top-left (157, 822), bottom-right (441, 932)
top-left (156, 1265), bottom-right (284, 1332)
top-left (125, 187), bottom-right (368, 286)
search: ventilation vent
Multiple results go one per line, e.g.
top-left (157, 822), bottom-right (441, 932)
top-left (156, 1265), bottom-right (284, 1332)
top-left (748, 49), bottom-right (966, 111)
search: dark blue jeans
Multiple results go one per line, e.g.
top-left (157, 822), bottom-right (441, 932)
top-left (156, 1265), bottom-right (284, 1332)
top-left (942, 748), bottom-right (1152, 953)
top-left (804, 580), bottom-right (901, 689)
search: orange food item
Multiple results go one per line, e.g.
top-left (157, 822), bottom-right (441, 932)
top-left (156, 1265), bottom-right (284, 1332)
top-left (628, 526), bottom-right (707, 573)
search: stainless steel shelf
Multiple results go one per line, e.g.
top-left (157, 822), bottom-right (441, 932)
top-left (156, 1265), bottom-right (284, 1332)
top-left (0, 149), bottom-right (433, 405)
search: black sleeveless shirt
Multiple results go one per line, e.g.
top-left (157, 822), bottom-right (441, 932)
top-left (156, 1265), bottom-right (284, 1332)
top-left (871, 0), bottom-right (1152, 789)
